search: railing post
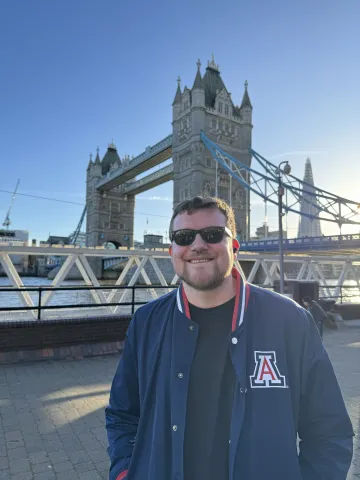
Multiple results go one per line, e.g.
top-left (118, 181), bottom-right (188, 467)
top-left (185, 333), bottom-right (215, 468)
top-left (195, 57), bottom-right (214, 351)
top-left (38, 287), bottom-right (42, 320)
top-left (131, 287), bottom-right (135, 315)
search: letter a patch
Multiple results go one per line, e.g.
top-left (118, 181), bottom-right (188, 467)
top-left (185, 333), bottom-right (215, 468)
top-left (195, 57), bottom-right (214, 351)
top-left (250, 351), bottom-right (286, 388)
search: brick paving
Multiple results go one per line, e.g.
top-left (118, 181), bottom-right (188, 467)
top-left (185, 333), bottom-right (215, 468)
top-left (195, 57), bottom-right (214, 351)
top-left (0, 326), bottom-right (359, 479)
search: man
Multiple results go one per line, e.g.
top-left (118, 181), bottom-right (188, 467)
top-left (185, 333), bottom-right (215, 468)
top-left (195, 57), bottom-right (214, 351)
top-left (106, 196), bottom-right (353, 480)
top-left (302, 295), bottom-right (328, 336)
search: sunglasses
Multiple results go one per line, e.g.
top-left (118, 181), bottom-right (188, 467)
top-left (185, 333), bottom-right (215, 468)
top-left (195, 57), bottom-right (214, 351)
top-left (170, 226), bottom-right (232, 246)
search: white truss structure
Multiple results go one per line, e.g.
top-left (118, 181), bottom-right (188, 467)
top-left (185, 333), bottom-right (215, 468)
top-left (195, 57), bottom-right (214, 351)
top-left (0, 245), bottom-right (360, 320)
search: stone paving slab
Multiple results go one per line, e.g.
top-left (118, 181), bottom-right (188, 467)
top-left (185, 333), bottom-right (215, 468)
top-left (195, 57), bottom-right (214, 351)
top-left (0, 327), bottom-right (359, 479)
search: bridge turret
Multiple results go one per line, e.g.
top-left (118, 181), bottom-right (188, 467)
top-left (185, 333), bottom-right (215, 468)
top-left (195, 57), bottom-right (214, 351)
top-left (172, 76), bottom-right (182, 121)
top-left (240, 80), bottom-right (252, 125)
top-left (191, 59), bottom-right (205, 108)
top-left (191, 59), bottom-right (206, 136)
top-left (92, 148), bottom-right (102, 178)
top-left (87, 153), bottom-right (94, 173)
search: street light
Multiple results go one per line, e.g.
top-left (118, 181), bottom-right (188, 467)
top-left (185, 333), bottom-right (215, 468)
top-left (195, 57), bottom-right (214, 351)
top-left (277, 161), bottom-right (291, 294)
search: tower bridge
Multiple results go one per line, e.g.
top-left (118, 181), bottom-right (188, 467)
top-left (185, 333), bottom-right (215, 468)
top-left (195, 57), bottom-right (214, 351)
top-left (86, 56), bottom-right (253, 248)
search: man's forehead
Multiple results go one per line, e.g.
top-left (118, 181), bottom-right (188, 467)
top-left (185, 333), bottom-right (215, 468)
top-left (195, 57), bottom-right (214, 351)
top-left (173, 208), bottom-right (226, 229)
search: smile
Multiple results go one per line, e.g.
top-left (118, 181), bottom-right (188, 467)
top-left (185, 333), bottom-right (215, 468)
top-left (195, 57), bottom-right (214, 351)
top-left (188, 259), bottom-right (212, 264)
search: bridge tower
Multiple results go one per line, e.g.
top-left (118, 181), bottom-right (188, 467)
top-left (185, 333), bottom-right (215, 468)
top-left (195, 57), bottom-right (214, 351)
top-left (86, 144), bottom-right (135, 247)
top-left (172, 56), bottom-right (253, 240)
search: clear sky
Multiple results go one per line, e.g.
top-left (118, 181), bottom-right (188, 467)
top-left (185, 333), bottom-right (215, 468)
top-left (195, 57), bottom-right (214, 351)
top-left (1, 0), bottom-right (359, 243)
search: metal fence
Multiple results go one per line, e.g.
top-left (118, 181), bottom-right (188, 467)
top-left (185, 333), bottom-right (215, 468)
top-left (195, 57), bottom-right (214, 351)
top-left (0, 283), bottom-right (359, 322)
top-left (0, 285), bottom-right (177, 321)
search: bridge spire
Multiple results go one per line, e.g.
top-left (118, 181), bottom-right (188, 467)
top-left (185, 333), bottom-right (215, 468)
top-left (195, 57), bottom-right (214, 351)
top-left (240, 80), bottom-right (252, 109)
top-left (192, 59), bottom-right (204, 90)
top-left (94, 147), bottom-right (101, 165)
top-left (172, 76), bottom-right (182, 105)
top-left (87, 153), bottom-right (93, 170)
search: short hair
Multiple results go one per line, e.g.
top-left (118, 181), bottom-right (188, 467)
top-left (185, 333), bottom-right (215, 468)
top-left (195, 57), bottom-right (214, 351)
top-left (169, 196), bottom-right (237, 238)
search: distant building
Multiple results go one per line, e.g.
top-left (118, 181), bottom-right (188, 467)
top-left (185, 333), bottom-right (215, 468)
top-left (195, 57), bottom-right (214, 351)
top-left (297, 158), bottom-right (322, 238)
top-left (46, 235), bottom-right (70, 246)
top-left (0, 229), bottom-right (28, 244)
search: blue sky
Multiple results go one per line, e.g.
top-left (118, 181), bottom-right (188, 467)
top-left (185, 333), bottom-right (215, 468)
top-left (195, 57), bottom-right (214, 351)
top-left (1, 0), bottom-right (359, 242)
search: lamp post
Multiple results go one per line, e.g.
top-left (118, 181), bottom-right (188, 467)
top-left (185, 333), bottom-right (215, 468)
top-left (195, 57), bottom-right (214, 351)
top-left (277, 161), bottom-right (291, 294)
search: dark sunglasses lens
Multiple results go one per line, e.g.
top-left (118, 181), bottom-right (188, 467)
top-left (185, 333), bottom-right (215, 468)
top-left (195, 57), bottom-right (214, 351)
top-left (174, 230), bottom-right (195, 246)
top-left (201, 228), bottom-right (224, 243)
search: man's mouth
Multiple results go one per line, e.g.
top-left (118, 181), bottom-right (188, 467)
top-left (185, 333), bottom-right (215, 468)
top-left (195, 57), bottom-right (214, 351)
top-left (187, 258), bottom-right (213, 264)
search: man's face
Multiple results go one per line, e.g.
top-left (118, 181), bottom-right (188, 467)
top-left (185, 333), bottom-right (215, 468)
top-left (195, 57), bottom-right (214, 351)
top-left (170, 208), bottom-right (234, 291)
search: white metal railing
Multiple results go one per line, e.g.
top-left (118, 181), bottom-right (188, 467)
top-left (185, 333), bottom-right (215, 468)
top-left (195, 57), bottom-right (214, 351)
top-left (1, 245), bottom-right (359, 321)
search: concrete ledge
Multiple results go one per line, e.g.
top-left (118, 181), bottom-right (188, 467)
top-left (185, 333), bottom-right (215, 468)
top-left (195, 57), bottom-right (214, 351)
top-left (0, 314), bottom-right (131, 356)
top-left (0, 340), bottom-right (125, 364)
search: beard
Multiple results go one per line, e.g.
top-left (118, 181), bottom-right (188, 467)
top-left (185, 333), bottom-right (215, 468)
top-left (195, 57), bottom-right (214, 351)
top-left (178, 262), bottom-right (232, 291)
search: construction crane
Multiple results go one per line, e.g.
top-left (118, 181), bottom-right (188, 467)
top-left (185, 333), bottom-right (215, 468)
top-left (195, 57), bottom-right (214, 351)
top-left (2, 179), bottom-right (20, 230)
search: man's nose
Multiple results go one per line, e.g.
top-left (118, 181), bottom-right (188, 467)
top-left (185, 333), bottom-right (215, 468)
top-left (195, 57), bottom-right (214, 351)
top-left (190, 233), bottom-right (208, 251)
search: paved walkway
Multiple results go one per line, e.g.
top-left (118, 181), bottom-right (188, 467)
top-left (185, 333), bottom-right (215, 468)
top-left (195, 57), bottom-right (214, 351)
top-left (0, 327), bottom-right (359, 480)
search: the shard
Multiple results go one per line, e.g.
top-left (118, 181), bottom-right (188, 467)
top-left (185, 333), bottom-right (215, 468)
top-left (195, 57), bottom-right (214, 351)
top-left (297, 158), bottom-right (322, 238)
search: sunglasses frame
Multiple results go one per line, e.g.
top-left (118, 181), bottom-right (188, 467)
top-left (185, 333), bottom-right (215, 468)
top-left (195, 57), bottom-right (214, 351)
top-left (170, 226), bottom-right (232, 246)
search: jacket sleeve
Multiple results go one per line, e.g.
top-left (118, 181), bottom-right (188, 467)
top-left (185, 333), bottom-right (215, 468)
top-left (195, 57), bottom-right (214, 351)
top-left (105, 321), bottom-right (140, 480)
top-left (298, 311), bottom-right (354, 479)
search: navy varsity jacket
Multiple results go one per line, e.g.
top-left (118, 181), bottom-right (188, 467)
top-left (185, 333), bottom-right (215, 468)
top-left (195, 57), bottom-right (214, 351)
top-left (105, 275), bottom-right (353, 480)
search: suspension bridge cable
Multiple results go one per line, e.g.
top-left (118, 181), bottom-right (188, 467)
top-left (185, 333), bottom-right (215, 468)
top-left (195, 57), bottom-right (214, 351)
top-left (0, 189), bottom-right (170, 218)
top-left (0, 189), bottom-right (85, 206)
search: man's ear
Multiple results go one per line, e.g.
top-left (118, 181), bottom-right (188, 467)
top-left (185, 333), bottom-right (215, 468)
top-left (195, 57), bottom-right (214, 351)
top-left (232, 238), bottom-right (240, 253)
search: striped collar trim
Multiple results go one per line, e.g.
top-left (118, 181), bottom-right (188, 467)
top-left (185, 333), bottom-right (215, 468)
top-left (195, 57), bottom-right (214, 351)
top-left (176, 267), bottom-right (250, 331)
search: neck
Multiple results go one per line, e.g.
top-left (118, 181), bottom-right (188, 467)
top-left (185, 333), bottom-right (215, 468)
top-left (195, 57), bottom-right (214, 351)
top-left (183, 274), bottom-right (237, 309)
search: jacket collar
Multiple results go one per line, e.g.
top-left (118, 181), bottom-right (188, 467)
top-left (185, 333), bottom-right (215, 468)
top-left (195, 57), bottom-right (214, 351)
top-left (176, 267), bottom-right (250, 332)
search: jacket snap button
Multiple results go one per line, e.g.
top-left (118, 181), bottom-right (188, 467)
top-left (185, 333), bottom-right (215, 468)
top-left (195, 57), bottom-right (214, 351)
top-left (189, 325), bottom-right (195, 331)
top-left (172, 425), bottom-right (178, 432)
top-left (177, 373), bottom-right (183, 379)
top-left (231, 337), bottom-right (238, 345)
top-left (240, 388), bottom-right (247, 394)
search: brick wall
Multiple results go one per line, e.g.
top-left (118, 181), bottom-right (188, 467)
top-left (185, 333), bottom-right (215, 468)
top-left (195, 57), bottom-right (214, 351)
top-left (0, 315), bottom-right (132, 363)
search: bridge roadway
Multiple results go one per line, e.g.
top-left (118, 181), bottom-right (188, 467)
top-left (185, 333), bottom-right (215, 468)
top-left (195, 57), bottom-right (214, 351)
top-left (240, 233), bottom-right (360, 254)
top-left (0, 326), bottom-right (359, 478)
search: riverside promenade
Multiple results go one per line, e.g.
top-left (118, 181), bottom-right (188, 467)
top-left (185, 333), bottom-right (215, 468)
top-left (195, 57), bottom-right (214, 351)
top-left (0, 327), bottom-right (359, 479)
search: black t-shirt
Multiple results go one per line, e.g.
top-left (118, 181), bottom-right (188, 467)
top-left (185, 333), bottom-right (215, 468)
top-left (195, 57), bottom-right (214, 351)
top-left (183, 297), bottom-right (236, 480)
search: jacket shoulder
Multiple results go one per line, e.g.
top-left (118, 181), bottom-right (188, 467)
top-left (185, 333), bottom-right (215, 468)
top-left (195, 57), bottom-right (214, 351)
top-left (127, 288), bottom-right (178, 342)
top-left (135, 287), bottom-right (178, 318)
top-left (248, 284), bottom-right (312, 332)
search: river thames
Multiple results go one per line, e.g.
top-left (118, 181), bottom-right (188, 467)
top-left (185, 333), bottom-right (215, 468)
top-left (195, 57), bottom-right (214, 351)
top-left (0, 276), bottom-right (359, 322)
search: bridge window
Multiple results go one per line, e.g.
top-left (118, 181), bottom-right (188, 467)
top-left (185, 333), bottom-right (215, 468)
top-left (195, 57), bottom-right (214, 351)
top-left (212, 118), bottom-right (216, 129)
top-left (225, 123), bottom-right (229, 131)
top-left (218, 102), bottom-right (223, 114)
top-left (110, 202), bottom-right (119, 212)
top-left (120, 224), bottom-right (125, 230)
top-left (225, 104), bottom-right (229, 115)
top-left (206, 157), bottom-right (212, 167)
top-left (219, 119), bottom-right (223, 130)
